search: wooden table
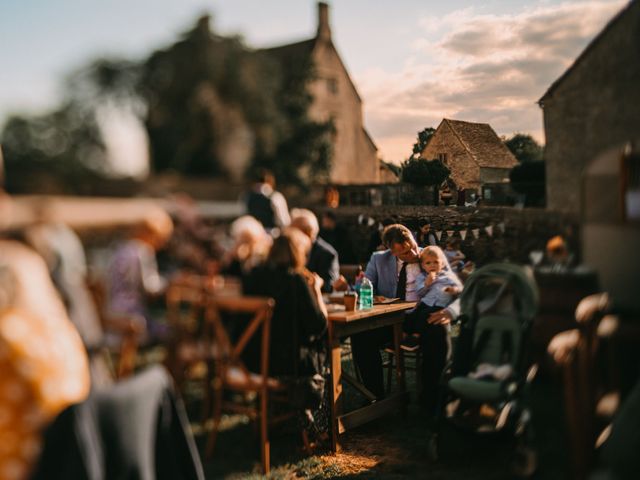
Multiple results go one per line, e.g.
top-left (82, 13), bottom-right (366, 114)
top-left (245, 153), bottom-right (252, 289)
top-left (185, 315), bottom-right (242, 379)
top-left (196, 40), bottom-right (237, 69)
top-left (327, 302), bottom-right (415, 452)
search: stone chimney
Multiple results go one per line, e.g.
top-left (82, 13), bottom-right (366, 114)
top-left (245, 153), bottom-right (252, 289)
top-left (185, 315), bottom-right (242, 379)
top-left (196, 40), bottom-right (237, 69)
top-left (317, 2), bottom-right (331, 41)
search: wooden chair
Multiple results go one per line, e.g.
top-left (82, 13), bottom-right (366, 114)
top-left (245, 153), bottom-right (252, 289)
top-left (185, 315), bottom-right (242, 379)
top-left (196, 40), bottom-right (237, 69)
top-left (204, 295), bottom-right (285, 474)
top-left (556, 293), bottom-right (640, 479)
top-left (87, 275), bottom-right (144, 379)
top-left (164, 275), bottom-right (208, 387)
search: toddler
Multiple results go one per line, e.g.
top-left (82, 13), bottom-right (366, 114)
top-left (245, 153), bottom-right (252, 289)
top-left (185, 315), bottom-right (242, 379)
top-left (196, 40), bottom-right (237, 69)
top-left (444, 237), bottom-right (466, 272)
top-left (403, 246), bottom-right (463, 346)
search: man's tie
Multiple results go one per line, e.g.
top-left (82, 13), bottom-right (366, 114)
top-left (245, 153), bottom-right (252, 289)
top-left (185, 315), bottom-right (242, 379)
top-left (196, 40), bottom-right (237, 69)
top-left (396, 261), bottom-right (407, 300)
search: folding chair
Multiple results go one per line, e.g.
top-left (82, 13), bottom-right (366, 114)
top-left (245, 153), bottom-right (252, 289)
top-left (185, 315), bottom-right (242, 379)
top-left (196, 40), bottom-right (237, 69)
top-left (204, 295), bottom-right (286, 474)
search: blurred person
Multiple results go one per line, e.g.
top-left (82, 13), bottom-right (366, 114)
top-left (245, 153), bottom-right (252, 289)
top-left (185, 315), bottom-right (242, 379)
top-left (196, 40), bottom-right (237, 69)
top-left (366, 217), bottom-right (396, 258)
top-left (319, 210), bottom-right (356, 265)
top-left (161, 193), bottom-right (222, 276)
top-left (106, 211), bottom-right (173, 344)
top-left (244, 168), bottom-right (290, 231)
top-left (0, 239), bottom-right (90, 480)
top-left (444, 236), bottom-right (474, 276)
top-left (243, 228), bottom-right (329, 431)
top-left (415, 219), bottom-right (437, 247)
top-left (291, 208), bottom-right (343, 293)
top-left (543, 235), bottom-right (575, 271)
top-left (24, 220), bottom-right (113, 387)
top-left (221, 215), bottom-right (272, 278)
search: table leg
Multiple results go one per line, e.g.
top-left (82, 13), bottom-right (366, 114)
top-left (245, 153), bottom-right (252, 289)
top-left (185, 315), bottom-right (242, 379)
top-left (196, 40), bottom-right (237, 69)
top-left (393, 321), bottom-right (406, 416)
top-left (329, 332), bottom-right (343, 452)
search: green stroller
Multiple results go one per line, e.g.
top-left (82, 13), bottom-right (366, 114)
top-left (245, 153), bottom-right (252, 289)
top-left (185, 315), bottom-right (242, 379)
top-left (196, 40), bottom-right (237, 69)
top-left (431, 263), bottom-right (539, 471)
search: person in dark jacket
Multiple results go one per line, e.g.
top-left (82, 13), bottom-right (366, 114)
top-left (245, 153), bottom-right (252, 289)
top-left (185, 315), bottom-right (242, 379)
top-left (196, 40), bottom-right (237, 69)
top-left (242, 227), bottom-right (328, 377)
top-left (291, 208), bottom-right (344, 293)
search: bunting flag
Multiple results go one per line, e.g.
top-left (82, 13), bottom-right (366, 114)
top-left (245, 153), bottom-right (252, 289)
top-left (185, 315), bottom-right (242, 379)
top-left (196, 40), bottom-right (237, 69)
top-left (460, 230), bottom-right (467, 241)
top-left (498, 222), bottom-right (505, 233)
top-left (472, 228), bottom-right (480, 239)
top-left (485, 225), bottom-right (494, 237)
top-left (435, 231), bottom-right (442, 241)
top-left (446, 230), bottom-right (454, 237)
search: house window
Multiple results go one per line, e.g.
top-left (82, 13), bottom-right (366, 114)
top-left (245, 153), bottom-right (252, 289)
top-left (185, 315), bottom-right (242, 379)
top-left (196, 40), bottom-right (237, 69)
top-left (327, 78), bottom-right (338, 94)
top-left (437, 153), bottom-right (448, 164)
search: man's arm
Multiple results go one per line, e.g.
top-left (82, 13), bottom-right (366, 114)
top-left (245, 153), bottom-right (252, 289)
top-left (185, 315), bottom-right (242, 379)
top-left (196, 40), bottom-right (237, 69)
top-left (364, 252), bottom-right (379, 293)
top-left (427, 298), bottom-right (460, 325)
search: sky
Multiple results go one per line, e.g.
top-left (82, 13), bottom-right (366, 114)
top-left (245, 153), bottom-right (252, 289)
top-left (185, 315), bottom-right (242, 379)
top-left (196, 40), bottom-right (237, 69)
top-left (0, 0), bottom-right (629, 168)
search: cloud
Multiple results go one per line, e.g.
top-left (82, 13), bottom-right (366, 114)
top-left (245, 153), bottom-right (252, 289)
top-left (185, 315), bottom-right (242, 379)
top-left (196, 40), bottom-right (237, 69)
top-left (358, 0), bottom-right (627, 163)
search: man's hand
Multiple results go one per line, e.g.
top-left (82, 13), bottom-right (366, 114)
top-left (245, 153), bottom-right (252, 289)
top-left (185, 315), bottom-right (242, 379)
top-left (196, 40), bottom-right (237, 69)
top-left (443, 286), bottom-right (461, 295)
top-left (428, 308), bottom-right (453, 325)
top-left (332, 275), bottom-right (349, 292)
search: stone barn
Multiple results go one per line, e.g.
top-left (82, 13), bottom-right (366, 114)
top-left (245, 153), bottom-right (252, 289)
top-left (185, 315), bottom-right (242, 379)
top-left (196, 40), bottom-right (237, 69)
top-left (539, 0), bottom-right (640, 214)
top-left (419, 118), bottom-right (517, 195)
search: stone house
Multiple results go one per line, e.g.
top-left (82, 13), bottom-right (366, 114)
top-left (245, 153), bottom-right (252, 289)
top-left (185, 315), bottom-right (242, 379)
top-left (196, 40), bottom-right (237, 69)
top-left (419, 118), bottom-right (517, 193)
top-left (263, 2), bottom-right (379, 184)
top-left (539, 0), bottom-right (640, 214)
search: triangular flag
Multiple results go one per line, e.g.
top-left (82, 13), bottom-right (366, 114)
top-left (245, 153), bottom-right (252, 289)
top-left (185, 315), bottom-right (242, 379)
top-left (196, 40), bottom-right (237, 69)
top-left (472, 228), bottom-right (480, 239)
top-left (446, 230), bottom-right (454, 237)
top-left (460, 230), bottom-right (467, 241)
top-left (498, 222), bottom-right (505, 233)
top-left (485, 225), bottom-right (494, 237)
top-left (435, 231), bottom-right (442, 241)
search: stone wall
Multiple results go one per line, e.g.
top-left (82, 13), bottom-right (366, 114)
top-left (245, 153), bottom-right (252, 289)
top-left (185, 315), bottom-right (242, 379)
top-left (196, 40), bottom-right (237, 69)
top-left (318, 205), bottom-right (579, 267)
top-left (541, 1), bottom-right (640, 214)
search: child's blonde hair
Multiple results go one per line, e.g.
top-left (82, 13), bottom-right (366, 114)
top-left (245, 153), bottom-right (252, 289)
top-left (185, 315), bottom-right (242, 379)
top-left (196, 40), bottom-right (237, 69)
top-left (420, 245), bottom-right (450, 270)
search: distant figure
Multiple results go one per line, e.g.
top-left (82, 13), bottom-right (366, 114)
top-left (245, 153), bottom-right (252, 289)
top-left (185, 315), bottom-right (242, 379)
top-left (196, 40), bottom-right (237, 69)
top-left (319, 210), bottom-right (356, 264)
top-left (543, 235), bottom-right (575, 271)
top-left (291, 209), bottom-right (342, 293)
top-left (415, 219), bottom-right (437, 247)
top-left (444, 237), bottom-right (466, 272)
top-left (367, 217), bottom-right (396, 258)
top-left (107, 211), bottom-right (173, 343)
top-left (245, 169), bottom-right (290, 231)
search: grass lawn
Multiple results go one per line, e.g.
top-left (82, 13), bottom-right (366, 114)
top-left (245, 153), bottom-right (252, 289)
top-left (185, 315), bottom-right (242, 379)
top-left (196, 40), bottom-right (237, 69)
top-left (186, 356), bottom-right (518, 479)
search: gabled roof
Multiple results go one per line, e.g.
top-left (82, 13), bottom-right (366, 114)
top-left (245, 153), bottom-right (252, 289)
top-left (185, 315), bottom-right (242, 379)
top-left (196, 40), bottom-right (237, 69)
top-left (441, 119), bottom-right (518, 169)
top-left (260, 38), bottom-right (316, 62)
top-left (539, 0), bottom-right (637, 104)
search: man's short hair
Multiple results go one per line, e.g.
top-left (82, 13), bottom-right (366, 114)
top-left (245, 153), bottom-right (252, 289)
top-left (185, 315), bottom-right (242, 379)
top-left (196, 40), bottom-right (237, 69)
top-left (381, 224), bottom-right (414, 248)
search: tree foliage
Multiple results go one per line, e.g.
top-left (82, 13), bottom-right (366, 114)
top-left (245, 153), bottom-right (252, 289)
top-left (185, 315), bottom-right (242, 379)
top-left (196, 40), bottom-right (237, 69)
top-left (504, 133), bottom-right (543, 163)
top-left (1, 15), bottom-right (334, 191)
top-left (400, 158), bottom-right (450, 186)
top-left (509, 160), bottom-right (546, 206)
top-left (411, 127), bottom-right (436, 158)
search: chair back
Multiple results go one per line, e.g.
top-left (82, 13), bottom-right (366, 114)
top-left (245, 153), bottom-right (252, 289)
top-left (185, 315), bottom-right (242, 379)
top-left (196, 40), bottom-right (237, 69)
top-left (206, 296), bottom-right (276, 389)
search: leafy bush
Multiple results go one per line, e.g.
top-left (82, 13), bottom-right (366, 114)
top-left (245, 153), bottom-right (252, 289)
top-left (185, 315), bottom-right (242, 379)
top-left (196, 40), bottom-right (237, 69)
top-left (400, 158), bottom-right (450, 186)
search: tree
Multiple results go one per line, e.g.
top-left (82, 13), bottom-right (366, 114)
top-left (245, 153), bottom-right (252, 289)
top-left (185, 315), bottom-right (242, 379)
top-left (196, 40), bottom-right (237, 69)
top-left (504, 133), bottom-right (543, 163)
top-left (400, 158), bottom-right (450, 186)
top-left (509, 160), bottom-right (546, 206)
top-left (410, 127), bottom-right (436, 158)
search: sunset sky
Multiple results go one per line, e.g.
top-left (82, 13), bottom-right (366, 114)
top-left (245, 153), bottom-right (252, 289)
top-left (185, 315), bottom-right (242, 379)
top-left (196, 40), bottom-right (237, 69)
top-left (0, 0), bottom-right (628, 168)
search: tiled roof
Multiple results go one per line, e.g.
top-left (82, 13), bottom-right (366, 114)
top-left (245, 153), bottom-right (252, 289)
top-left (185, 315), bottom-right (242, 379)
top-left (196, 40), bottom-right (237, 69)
top-left (444, 119), bottom-right (518, 168)
top-left (259, 38), bottom-right (316, 62)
